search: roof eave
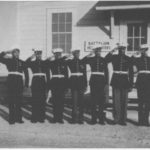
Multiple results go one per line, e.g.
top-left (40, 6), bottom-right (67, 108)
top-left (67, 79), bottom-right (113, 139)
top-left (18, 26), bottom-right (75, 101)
top-left (96, 4), bottom-right (150, 11)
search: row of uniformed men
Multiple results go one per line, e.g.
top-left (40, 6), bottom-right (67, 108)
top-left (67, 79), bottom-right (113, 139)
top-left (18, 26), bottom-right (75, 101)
top-left (0, 42), bottom-right (149, 126)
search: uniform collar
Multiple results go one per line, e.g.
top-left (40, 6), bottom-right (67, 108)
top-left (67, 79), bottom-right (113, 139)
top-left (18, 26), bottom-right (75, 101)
top-left (141, 54), bottom-right (147, 58)
top-left (73, 57), bottom-right (80, 61)
top-left (12, 57), bottom-right (19, 61)
top-left (94, 55), bottom-right (101, 59)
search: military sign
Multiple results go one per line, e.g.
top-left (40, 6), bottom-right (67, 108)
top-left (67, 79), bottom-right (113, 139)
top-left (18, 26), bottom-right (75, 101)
top-left (84, 41), bottom-right (111, 52)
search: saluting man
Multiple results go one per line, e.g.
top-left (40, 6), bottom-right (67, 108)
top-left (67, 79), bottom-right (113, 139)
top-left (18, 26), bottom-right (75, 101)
top-left (83, 44), bottom-right (108, 125)
top-left (65, 49), bottom-right (87, 124)
top-left (132, 44), bottom-right (150, 126)
top-left (26, 50), bottom-right (49, 123)
top-left (0, 48), bottom-right (28, 124)
top-left (105, 43), bottom-right (133, 125)
top-left (48, 48), bottom-right (68, 124)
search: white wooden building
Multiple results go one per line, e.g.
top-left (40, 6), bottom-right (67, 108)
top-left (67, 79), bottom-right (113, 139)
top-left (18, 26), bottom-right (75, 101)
top-left (0, 1), bottom-right (150, 99)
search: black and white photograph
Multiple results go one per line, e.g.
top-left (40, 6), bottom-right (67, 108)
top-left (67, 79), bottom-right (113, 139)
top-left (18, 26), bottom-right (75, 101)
top-left (0, 0), bottom-right (150, 148)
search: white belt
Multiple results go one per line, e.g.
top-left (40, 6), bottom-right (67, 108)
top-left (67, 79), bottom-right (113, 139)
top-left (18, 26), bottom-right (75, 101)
top-left (8, 72), bottom-right (23, 76)
top-left (91, 72), bottom-right (104, 75)
top-left (52, 74), bottom-right (65, 78)
top-left (114, 71), bottom-right (128, 74)
top-left (71, 73), bottom-right (83, 76)
top-left (138, 70), bottom-right (150, 74)
top-left (33, 73), bottom-right (46, 77)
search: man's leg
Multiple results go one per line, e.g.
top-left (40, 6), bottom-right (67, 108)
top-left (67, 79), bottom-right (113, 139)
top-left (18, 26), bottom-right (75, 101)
top-left (15, 94), bottom-right (23, 123)
top-left (51, 89), bottom-right (57, 123)
top-left (78, 90), bottom-right (84, 124)
top-left (137, 89), bottom-right (145, 125)
top-left (143, 91), bottom-right (150, 126)
top-left (112, 88), bottom-right (121, 124)
top-left (90, 87), bottom-right (97, 124)
top-left (57, 89), bottom-right (65, 123)
top-left (98, 89), bottom-right (105, 125)
top-left (120, 89), bottom-right (128, 125)
top-left (71, 90), bottom-right (78, 123)
top-left (40, 96), bottom-right (46, 122)
top-left (8, 98), bottom-right (15, 124)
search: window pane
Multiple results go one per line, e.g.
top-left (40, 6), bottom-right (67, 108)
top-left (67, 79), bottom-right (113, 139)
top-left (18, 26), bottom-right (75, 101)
top-left (134, 38), bottom-right (140, 51)
top-left (141, 25), bottom-right (147, 37)
top-left (127, 38), bottom-right (133, 51)
top-left (52, 43), bottom-right (59, 49)
top-left (52, 34), bottom-right (59, 43)
top-left (66, 13), bottom-right (72, 22)
top-left (66, 23), bottom-right (72, 32)
top-left (141, 37), bottom-right (147, 44)
top-left (59, 13), bottom-right (65, 23)
top-left (59, 34), bottom-right (65, 43)
top-left (66, 34), bottom-right (72, 44)
top-left (128, 25), bottom-right (133, 37)
top-left (52, 13), bottom-right (58, 23)
top-left (59, 44), bottom-right (65, 52)
top-left (134, 25), bottom-right (139, 37)
top-left (66, 44), bottom-right (71, 53)
top-left (59, 23), bottom-right (65, 32)
top-left (52, 24), bottom-right (58, 32)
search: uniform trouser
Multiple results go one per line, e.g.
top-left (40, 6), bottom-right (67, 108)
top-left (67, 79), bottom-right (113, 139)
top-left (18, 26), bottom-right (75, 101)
top-left (112, 88), bottom-right (128, 123)
top-left (7, 75), bottom-right (23, 122)
top-left (71, 89), bottom-right (84, 121)
top-left (90, 86), bottom-right (105, 121)
top-left (31, 77), bottom-right (46, 121)
top-left (51, 88), bottom-right (65, 121)
top-left (137, 88), bottom-right (150, 125)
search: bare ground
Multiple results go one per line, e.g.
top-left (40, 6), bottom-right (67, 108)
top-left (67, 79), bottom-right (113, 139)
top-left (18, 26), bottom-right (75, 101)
top-left (0, 102), bottom-right (149, 148)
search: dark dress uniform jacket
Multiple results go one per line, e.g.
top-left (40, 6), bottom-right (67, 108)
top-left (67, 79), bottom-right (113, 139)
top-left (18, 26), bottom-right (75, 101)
top-left (65, 58), bottom-right (87, 90)
top-left (105, 53), bottom-right (133, 89)
top-left (0, 52), bottom-right (28, 94)
top-left (26, 58), bottom-right (49, 93)
top-left (48, 58), bottom-right (68, 90)
top-left (83, 56), bottom-right (108, 89)
top-left (132, 55), bottom-right (150, 90)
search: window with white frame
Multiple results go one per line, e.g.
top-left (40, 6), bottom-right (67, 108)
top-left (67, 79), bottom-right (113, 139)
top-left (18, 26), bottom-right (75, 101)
top-left (127, 23), bottom-right (147, 51)
top-left (52, 12), bottom-right (72, 53)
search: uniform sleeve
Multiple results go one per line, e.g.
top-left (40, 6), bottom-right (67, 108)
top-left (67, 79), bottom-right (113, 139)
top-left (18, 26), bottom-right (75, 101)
top-left (105, 52), bottom-right (114, 63)
top-left (0, 52), bottom-right (10, 65)
top-left (64, 59), bottom-right (70, 66)
top-left (23, 61), bottom-right (29, 87)
top-left (128, 57), bottom-right (134, 87)
top-left (104, 60), bottom-right (109, 84)
top-left (82, 56), bottom-right (90, 64)
top-left (25, 57), bottom-right (33, 68)
top-left (131, 56), bottom-right (139, 67)
top-left (64, 62), bottom-right (69, 79)
top-left (44, 59), bottom-right (51, 83)
top-left (83, 63), bottom-right (87, 88)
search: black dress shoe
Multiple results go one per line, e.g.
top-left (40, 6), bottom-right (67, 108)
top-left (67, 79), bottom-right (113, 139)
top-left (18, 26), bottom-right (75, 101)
top-left (89, 120), bottom-right (97, 125)
top-left (78, 120), bottom-right (84, 124)
top-left (9, 121), bottom-right (15, 125)
top-left (99, 120), bottom-right (105, 125)
top-left (119, 122), bottom-right (127, 126)
top-left (31, 119), bottom-right (37, 123)
top-left (39, 120), bottom-right (45, 123)
top-left (16, 120), bottom-right (24, 124)
top-left (70, 119), bottom-right (77, 124)
top-left (144, 122), bottom-right (150, 127)
top-left (51, 118), bottom-right (57, 123)
top-left (57, 120), bottom-right (64, 124)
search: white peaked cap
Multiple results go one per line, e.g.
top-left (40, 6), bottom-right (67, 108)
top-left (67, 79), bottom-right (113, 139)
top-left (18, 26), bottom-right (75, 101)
top-left (140, 44), bottom-right (149, 49)
top-left (52, 48), bottom-right (63, 53)
top-left (92, 43), bottom-right (102, 50)
top-left (71, 48), bottom-right (81, 53)
top-left (117, 42), bottom-right (128, 47)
